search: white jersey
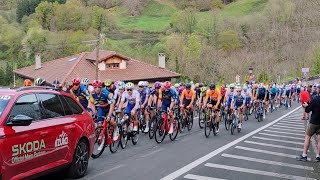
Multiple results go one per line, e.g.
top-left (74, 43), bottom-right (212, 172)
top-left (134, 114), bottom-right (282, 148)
top-left (226, 89), bottom-right (236, 99)
top-left (88, 85), bottom-right (94, 92)
top-left (121, 90), bottom-right (140, 108)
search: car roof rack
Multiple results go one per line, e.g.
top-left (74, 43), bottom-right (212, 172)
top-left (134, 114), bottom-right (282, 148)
top-left (16, 86), bottom-right (59, 92)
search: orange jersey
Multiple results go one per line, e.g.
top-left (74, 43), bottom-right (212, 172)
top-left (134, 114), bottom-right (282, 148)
top-left (205, 89), bottom-right (221, 101)
top-left (181, 89), bottom-right (196, 100)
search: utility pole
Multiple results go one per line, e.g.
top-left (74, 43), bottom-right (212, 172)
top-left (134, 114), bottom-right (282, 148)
top-left (95, 34), bottom-right (100, 80)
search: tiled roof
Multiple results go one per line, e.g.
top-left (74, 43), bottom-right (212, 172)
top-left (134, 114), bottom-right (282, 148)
top-left (15, 50), bottom-right (180, 85)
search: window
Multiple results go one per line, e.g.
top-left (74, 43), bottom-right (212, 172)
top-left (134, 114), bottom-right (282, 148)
top-left (8, 94), bottom-right (42, 122)
top-left (59, 95), bottom-right (73, 116)
top-left (63, 96), bottom-right (83, 114)
top-left (107, 63), bottom-right (119, 69)
top-left (37, 94), bottom-right (64, 119)
top-left (0, 95), bottom-right (11, 117)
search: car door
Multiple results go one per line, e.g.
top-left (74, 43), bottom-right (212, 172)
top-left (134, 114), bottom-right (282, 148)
top-left (2, 94), bottom-right (50, 179)
top-left (36, 93), bottom-right (77, 164)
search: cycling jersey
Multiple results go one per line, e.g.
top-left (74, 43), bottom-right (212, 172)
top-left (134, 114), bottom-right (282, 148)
top-left (89, 88), bottom-right (114, 108)
top-left (242, 90), bottom-right (252, 104)
top-left (232, 95), bottom-right (245, 108)
top-left (160, 88), bottom-right (177, 111)
top-left (138, 87), bottom-right (151, 105)
top-left (270, 87), bottom-right (279, 99)
top-left (226, 89), bottom-right (236, 107)
top-left (70, 85), bottom-right (90, 108)
top-left (121, 90), bottom-right (140, 114)
top-left (181, 89), bottom-right (195, 107)
top-left (205, 89), bottom-right (221, 102)
top-left (256, 88), bottom-right (267, 100)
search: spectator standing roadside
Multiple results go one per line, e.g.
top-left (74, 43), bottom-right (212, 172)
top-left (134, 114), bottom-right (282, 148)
top-left (296, 88), bottom-right (320, 162)
top-left (300, 86), bottom-right (310, 120)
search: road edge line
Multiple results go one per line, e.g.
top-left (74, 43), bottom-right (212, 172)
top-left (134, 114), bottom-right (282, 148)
top-left (160, 106), bottom-right (301, 180)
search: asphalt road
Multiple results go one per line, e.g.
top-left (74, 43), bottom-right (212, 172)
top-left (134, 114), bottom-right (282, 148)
top-left (39, 101), bottom-right (319, 180)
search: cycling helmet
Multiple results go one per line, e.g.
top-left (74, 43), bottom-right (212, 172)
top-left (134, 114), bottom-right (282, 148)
top-left (138, 81), bottom-right (144, 87)
top-left (23, 79), bottom-right (32, 86)
top-left (144, 81), bottom-right (149, 87)
top-left (72, 78), bottom-right (81, 85)
top-left (114, 80), bottom-right (120, 87)
top-left (186, 83), bottom-right (192, 89)
top-left (195, 83), bottom-right (199, 88)
top-left (35, 77), bottom-right (46, 86)
top-left (242, 85), bottom-right (248, 90)
top-left (229, 83), bottom-right (235, 88)
top-left (125, 82), bottom-right (134, 89)
top-left (52, 80), bottom-right (60, 85)
top-left (199, 83), bottom-right (204, 87)
top-left (174, 83), bottom-right (180, 88)
top-left (92, 80), bottom-right (102, 88)
top-left (209, 83), bottom-right (216, 89)
top-left (81, 78), bottom-right (89, 85)
top-left (163, 81), bottom-right (171, 89)
top-left (221, 85), bottom-right (225, 89)
top-left (118, 81), bottom-right (125, 90)
top-left (236, 86), bottom-right (242, 91)
top-left (200, 87), bottom-right (207, 93)
top-left (154, 81), bottom-right (161, 88)
top-left (259, 83), bottom-right (264, 88)
top-left (104, 79), bottom-right (113, 87)
top-left (179, 82), bottom-right (185, 87)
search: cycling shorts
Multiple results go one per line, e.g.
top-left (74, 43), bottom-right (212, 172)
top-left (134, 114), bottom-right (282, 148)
top-left (182, 99), bottom-right (192, 108)
top-left (97, 106), bottom-right (110, 123)
top-left (126, 103), bottom-right (137, 114)
top-left (208, 99), bottom-right (221, 111)
top-left (226, 97), bottom-right (232, 107)
top-left (161, 102), bottom-right (171, 112)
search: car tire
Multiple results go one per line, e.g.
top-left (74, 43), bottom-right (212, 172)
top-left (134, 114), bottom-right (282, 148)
top-left (67, 139), bottom-right (89, 179)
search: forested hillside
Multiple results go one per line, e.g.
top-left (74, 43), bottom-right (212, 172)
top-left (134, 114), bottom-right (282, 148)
top-left (0, 0), bottom-right (319, 85)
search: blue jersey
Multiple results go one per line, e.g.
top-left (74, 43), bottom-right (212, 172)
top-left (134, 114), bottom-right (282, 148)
top-left (138, 87), bottom-right (151, 104)
top-left (161, 88), bottom-right (177, 105)
top-left (256, 88), bottom-right (267, 99)
top-left (71, 85), bottom-right (90, 101)
top-left (90, 88), bottom-right (114, 108)
top-left (270, 87), bottom-right (279, 96)
top-left (232, 95), bottom-right (245, 107)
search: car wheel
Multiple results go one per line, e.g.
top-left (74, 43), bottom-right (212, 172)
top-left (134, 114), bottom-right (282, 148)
top-left (67, 139), bottom-right (89, 179)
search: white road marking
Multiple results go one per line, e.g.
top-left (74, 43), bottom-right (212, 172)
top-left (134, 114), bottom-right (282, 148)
top-left (221, 154), bottom-right (313, 170)
top-left (235, 146), bottom-right (311, 160)
top-left (273, 125), bottom-right (305, 130)
top-left (140, 148), bottom-right (162, 158)
top-left (276, 122), bottom-right (305, 127)
top-left (268, 127), bottom-right (305, 133)
top-left (86, 164), bottom-right (126, 179)
top-left (263, 129), bottom-right (305, 137)
top-left (252, 136), bottom-right (304, 145)
top-left (244, 140), bottom-right (305, 151)
top-left (160, 106), bottom-right (301, 180)
top-left (278, 121), bottom-right (305, 125)
top-left (258, 132), bottom-right (305, 140)
top-left (184, 174), bottom-right (226, 180)
top-left (280, 119), bottom-right (305, 123)
top-left (204, 163), bottom-right (316, 180)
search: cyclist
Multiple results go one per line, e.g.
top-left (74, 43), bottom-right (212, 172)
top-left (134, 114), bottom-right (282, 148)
top-left (70, 78), bottom-right (90, 109)
top-left (242, 84), bottom-right (252, 114)
top-left (114, 81), bottom-right (125, 108)
top-left (23, 79), bottom-right (32, 86)
top-left (231, 86), bottom-right (245, 129)
top-left (198, 86), bottom-right (207, 123)
top-left (255, 83), bottom-right (267, 119)
top-left (149, 81), bottom-right (162, 108)
top-left (202, 83), bottom-right (222, 132)
top-left (119, 82), bottom-right (140, 132)
top-left (52, 79), bottom-right (63, 91)
top-left (137, 81), bottom-right (151, 132)
top-left (89, 80), bottom-right (118, 140)
top-left (270, 84), bottom-right (279, 110)
top-left (159, 81), bottom-right (177, 134)
top-left (180, 83), bottom-right (196, 120)
top-left (34, 77), bottom-right (46, 86)
top-left (225, 83), bottom-right (236, 115)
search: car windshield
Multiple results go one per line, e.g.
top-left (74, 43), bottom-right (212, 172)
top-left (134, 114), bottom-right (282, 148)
top-left (0, 95), bottom-right (11, 117)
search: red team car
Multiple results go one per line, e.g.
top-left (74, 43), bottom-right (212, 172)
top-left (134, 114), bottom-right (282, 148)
top-left (0, 87), bottom-right (95, 180)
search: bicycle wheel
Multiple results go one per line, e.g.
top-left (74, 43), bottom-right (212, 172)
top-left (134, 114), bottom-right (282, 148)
top-left (139, 115), bottom-right (146, 133)
top-left (180, 116), bottom-right (187, 133)
top-left (120, 124), bottom-right (128, 149)
top-left (148, 116), bottom-right (156, 139)
top-left (224, 113), bottom-right (230, 130)
top-left (204, 117), bottom-right (212, 138)
top-left (91, 127), bottom-right (106, 159)
top-left (198, 110), bottom-right (204, 129)
top-left (155, 118), bottom-right (166, 143)
top-left (109, 126), bottom-right (120, 153)
top-left (259, 113), bottom-right (263, 122)
top-left (131, 130), bottom-right (139, 145)
top-left (213, 118), bottom-right (217, 136)
top-left (187, 115), bottom-right (193, 131)
top-left (169, 119), bottom-right (179, 141)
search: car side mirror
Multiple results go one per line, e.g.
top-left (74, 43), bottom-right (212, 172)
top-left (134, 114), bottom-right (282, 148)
top-left (7, 115), bottom-right (33, 126)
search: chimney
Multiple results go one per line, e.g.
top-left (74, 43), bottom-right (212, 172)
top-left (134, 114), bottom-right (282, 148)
top-left (35, 53), bottom-right (41, 70)
top-left (158, 53), bottom-right (165, 68)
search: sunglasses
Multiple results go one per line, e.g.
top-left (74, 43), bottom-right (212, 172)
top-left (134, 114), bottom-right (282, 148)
top-left (94, 86), bottom-right (101, 89)
top-left (210, 88), bottom-right (215, 90)
top-left (139, 86), bottom-right (144, 88)
top-left (155, 87), bottom-right (160, 89)
top-left (230, 87), bottom-right (234, 89)
top-left (127, 89), bottom-right (133, 91)
top-left (73, 83), bottom-right (80, 86)
top-left (237, 90), bottom-right (241, 92)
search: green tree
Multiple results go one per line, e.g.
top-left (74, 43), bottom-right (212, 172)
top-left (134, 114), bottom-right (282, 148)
top-left (311, 46), bottom-right (320, 75)
top-left (172, 9), bottom-right (197, 34)
top-left (0, 68), bottom-right (5, 85)
top-left (217, 30), bottom-right (242, 51)
top-left (35, 1), bottom-right (58, 30)
top-left (212, 0), bottom-right (224, 9)
top-left (16, 0), bottom-right (41, 23)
